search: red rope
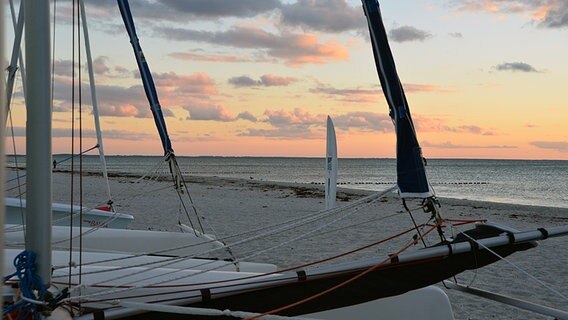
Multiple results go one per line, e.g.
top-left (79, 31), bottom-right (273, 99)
top-left (243, 222), bottom-right (442, 320)
top-left (54, 224), bottom-right (433, 304)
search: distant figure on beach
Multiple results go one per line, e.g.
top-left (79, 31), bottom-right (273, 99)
top-left (53, 159), bottom-right (57, 169)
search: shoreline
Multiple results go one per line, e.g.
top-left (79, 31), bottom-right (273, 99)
top-left (9, 166), bottom-right (568, 211)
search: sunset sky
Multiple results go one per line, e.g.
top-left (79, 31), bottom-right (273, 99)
top-left (4, 0), bottom-right (568, 159)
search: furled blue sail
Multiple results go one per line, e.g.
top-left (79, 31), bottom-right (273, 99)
top-left (117, 0), bottom-right (205, 234)
top-left (362, 0), bottom-right (434, 199)
top-left (117, 0), bottom-right (173, 156)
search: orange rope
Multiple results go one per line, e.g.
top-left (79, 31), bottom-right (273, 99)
top-left (243, 222), bottom-right (442, 320)
top-left (56, 223), bottom-right (436, 304)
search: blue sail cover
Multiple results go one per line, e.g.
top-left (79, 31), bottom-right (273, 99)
top-left (117, 0), bottom-right (174, 156)
top-left (362, 0), bottom-right (433, 198)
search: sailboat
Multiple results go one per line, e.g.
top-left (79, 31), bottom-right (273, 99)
top-left (3, 0), bottom-right (567, 319)
top-left (325, 116), bottom-right (338, 211)
top-left (4, 0), bottom-right (133, 229)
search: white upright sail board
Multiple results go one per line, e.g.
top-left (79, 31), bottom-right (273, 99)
top-left (325, 116), bottom-right (338, 210)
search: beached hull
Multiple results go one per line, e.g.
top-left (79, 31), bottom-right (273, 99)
top-left (51, 223), bottom-right (559, 319)
top-left (5, 197), bottom-right (133, 229)
top-left (4, 224), bottom-right (270, 270)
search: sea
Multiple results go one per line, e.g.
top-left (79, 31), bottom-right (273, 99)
top-left (7, 155), bottom-right (568, 209)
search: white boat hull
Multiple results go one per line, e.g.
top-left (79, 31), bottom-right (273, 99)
top-left (5, 197), bottom-right (134, 229)
top-left (5, 225), bottom-right (276, 272)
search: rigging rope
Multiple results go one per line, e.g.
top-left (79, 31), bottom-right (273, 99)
top-left (242, 223), bottom-right (441, 320)
top-left (6, 84), bottom-right (26, 233)
top-left (455, 227), bottom-right (567, 301)
top-left (3, 251), bottom-right (48, 317)
top-left (61, 189), bottom-right (419, 303)
top-left (55, 188), bottom-right (396, 277)
top-left (62, 221), bottom-right (437, 305)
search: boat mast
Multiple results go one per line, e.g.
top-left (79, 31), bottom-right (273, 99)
top-left (116, 0), bottom-right (205, 234)
top-left (362, 0), bottom-right (443, 231)
top-left (1, 0), bottom-right (6, 306)
top-left (80, 1), bottom-right (113, 206)
top-left (24, 0), bottom-right (52, 283)
top-left (325, 116), bottom-right (338, 210)
top-left (5, 0), bottom-right (26, 122)
top-left (116, 0), bottom-right (173, 156)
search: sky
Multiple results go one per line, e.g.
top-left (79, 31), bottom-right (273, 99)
top-left (3, 0), bottom-right (568, 159)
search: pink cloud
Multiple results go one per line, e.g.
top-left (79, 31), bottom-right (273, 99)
top-left (98, 103), bottom-right (141, 117)
top-left (333, 112), bottom-right (392, 132)
top-left (452, 0), bottom-right (567, 28)
top-left (281, 34), bottom-right (349, 66)
top-left (260, 74), bottom-right (298, 86)
top-left (264, 108), bottom-right (326, 127)
top-left (156, 26), bottom-right (350, 66)
top-left (153, 72), bottom-right (218, 95)
top-left (186, 104), bottom-right (236, 122)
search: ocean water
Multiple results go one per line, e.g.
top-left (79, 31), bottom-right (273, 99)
top-left (7, 155), bottom-right (568, 209)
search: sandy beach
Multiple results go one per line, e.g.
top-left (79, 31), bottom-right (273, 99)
top-left (6, 168), bottom-right (568, 319)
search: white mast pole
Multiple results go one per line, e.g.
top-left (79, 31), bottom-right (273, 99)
top-left (25, 0), bottom-right (52, 283)
top-left (80, 0), bottom-right (112, 205)
top-left (5, 0), bottom-right (26, 120)
top-left (1, 0), bottom-right (6, 307)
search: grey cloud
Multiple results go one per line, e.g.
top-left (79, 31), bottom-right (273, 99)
top-left (333, 112), bottom-right (392, 132)
top-left (263, 108), bottom-right (325, 128)
top-left (310, 84), bottom-right (379, 103)
top-left (229, 74), bottom-right (298, 88)
top-left (495, 62), bottom-right (539, 73)
top-left (228, 76), bottom-right (261, 88)
top-left (279, 0), bottom-right (365, 32)
top-left (389, 26), bottom-right (432, 43)
top-left (451, 0), bottom-right (568, 29)
top-left (154, 26), bottom-right (349, 65)
top-left (531, 141), bottom-right (568, 152)
top-left (237, 111), bottom-right (258, 122)
top-left (155, 26), bottom-right (284, 49)
top-left (183, 103), bottom-right (257, 122)
top-left (239, 127), bottom-right (318, 140)
top-left (260, 74), bottom-right (298, 86)
top-left (445, 125), bottom-right (495, 135)
top-left (539, 1), bottom-right (568, 28)
top-left (9, 126), bottom-right (152, 141)
top-left (157, 0), bottom-right (281, 18)
top-left (85, 0), bottom-right (280, 23)
top-left (53, 60), bottom-right (75, 77)
top-left (186, 104), bottom-right (236, 122)
top-left (93, 56), bottom-right (111, 75)
top-left (422, 141), bottom-right (517, 149)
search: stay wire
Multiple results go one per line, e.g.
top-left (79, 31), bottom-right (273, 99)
top-left (7, 81), bottom-right (26, 235)
top-left (456, 227), bottom-right (567, 301)
top-left (77, 0), bottom-right (85, 288)
top-left (68, 0), bottom-right (76, 290)
top-left (67, 223), bottom-right (430, 305)
top-left (55, 188), bottom-right (388, 287)
top-left (63, 196), bottom-right (420, 302)
top-left (56, 188), bottom-right (395, 274)
top-left (402, 199), bottom-right (427, 247)
top-left (242, 223), bottom-right (441, 320)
